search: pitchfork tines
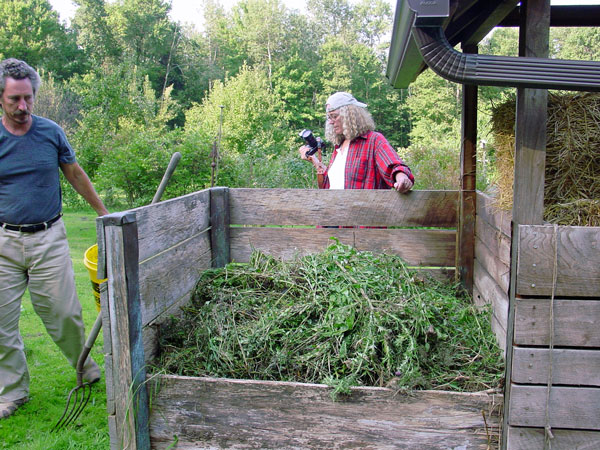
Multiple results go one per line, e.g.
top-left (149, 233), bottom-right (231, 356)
top-left (52, 314), bottom-right (103, 432)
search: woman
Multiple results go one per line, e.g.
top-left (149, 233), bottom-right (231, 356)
top-left (300, 92), bottom-right (414, 192)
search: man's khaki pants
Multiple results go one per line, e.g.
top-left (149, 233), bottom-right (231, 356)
top-left (0, 219), bottom-right (91, 402)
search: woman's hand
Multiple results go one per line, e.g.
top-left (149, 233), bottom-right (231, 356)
top-left (393, 172), bottom-right (413, 193)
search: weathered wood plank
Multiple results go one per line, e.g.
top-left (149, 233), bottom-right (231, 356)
top-left (476, 192), bottom-right (512, 238)
top-left (210, 187), bottom-right (230, 267)
top-left (473, 259), bottom-right (509, 331)
top-left (476, 215), bottom-right (511, 267)
top-left (512, 347), bottom-right (600, 386)
top-left (514, 298), bottom-right (600, 347)
top-left (125, 189), bottom-right (211, 262)
top-left (229, 189), bottom-right (458, 228)
top-left (230, 227), bottom-right (456, 267)
top-left (507, 426), bottom-right (600, 450)
top-left (473, 284), bottom-right (507, 355)
top-left (149, 375), bottom-right (501, 450)
top-left (475, 235), bottom-right (510, 294)
top-left (516, 225), bottom-right (600, 297)
top-left (512, 0), bottom-right (549, 226)
top-left (138, 230), bottom-right (211, 327)
top-left (509, 385), bottom-right (600, 430)
top-left (457, 76), bottom-right (477, 293)
top-left (104, 218), bottom-right (138, 450)
top-left (99, 282), bottom-right (114, 415)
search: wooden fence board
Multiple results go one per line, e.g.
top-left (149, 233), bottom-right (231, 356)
top-left (476, 192), bottom-right (512, 238)
top-left (128, 190), bottom-right (211, 262)
top-left (473, 284), bottom-right (507, 355)
top-left (509, 385), bottom-right (600, 430)
top-left (475, 235), bottom-right (510, 294)
top-left (512, 347), bottom-right (600, 386)
top-left (230, 227), bottom-right (456, 267)
top-left (473, 260), bottom-right (509, 330)
top-left (507, 426), bottom-right (600, 449)
top-left (229, 189), bottom-right (458, 228)
top-left (514, 298), bottom-right (600, 347)
top-left (517, 225), bottom-right (600, 297)
top-left (149, 375), bottom-right (500, 450)
top-left (476, 215), bottom-right (511, 267)
top-left (138, 230), bottom-right (211, 327)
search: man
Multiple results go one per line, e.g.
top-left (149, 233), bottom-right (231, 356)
top-left (300, 91), bottom-right (414, 192)
top-left (0, 58), bottom-right (109, 419)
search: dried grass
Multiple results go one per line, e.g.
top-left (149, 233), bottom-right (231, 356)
top-left (490, 92), bottom-right (600, 226)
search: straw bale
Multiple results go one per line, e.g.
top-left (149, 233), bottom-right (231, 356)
top-left (490, 92), bottom-right (600, 226)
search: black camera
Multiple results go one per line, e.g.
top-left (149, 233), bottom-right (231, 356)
top-left (299, 129), bottom-right (326, 156)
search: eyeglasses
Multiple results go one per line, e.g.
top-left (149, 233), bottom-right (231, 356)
top-left (327, 112), bottom-right (341, 122)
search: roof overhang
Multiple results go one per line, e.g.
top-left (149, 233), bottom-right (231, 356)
top-left (387, 0), bottom-right (600, 91)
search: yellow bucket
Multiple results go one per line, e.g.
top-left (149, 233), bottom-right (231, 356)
top-left (83, 244), bottom-right (107, 312)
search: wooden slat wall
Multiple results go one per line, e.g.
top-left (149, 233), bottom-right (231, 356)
top-left (148, 375), bottom-right (501, 450)
top-left (229, 189), bottom-right (458, 227)
top-left (473, 192), bottom-right (511, 353)
top-left (508, 224), bottom-right (600, 448)
top-left (516, 225), bottom-right (600, 297)
top-left (230, 228), bottom-right (456, 267)
top-left (228, 189), bottom-right (458, 279)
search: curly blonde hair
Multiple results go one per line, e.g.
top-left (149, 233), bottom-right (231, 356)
top-left (325, 104), bottom-right (375, 146)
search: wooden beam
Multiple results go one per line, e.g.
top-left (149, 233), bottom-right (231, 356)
top-left (210, 187), bottom-right (230, 268)
top-left (502, 1), bottom-right (551, 448)
top-left (457, 42), bottom-right (478, 293)
top-left (102, 212), bottom-right (150, 450)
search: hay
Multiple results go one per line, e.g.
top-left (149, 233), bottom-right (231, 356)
top-left (490, 92), bottom-right (600, 226)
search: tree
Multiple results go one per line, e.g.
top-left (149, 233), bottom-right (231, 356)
top-left (0, 0), bottom-right (84, 79)
top-left (71, 0), bottom-right (121, 65)
top-left (551, 27), bottom-right (600, 61)
top-left (184, 65), bottom-right (288, 187)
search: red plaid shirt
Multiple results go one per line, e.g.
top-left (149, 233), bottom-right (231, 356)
top-left (321, 131), bottom-right (414, 189)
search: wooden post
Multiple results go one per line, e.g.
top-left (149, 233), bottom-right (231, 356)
top-left (210, 187), bottom-right (231, 268)
top-left (102, 212), bottom-right (150, 450)
top-left (502, 1), bottom-right (550, 448)
top-left (456, 43), bottom-right (478, 294)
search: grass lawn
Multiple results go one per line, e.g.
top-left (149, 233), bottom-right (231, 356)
top-left (0, 209), bottom-right (109, 449)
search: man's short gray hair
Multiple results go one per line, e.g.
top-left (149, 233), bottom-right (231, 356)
top-left (0, 58), bottom-right (42, 97)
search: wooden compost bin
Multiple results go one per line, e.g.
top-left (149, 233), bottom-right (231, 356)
top-left (96, 187), bottom-right (503, 450)
top-left (474, 193), bottom-right (600, 449)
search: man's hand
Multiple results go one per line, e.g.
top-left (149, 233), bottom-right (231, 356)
top-left (393, 172), bottom-right (413, 193)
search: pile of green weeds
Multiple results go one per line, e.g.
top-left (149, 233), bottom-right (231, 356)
top-left (156, 240), bottom-right (504, 395)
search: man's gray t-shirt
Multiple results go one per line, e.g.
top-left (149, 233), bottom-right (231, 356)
top-left (0, 115), bottom-right (76, 224)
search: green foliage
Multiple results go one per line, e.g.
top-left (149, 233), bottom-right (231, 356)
top-left (185, 65), bottom-right (286, 160)
top-left (0, 0), bottom-right (84, 79)
top-left (156, 241), bottom-right (504, 393)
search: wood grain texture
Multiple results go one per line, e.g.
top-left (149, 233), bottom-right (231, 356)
top-left (104, 222), bottom-right (138, 450)
top-left (476, 192), bottom-right (512, 239)
top-left (512, 347), bottom-right (600, 386)
top-left (473, 260), bottom-right (509, 329)
top-left (509, 385), bottom-right (600, 430)
top-left (475, 235), bottom-right (510, 294)
top-left (230, 227), bottom-right (456, 267)
top-left (476, 215), bottom-right (511, 267)
top-left (149, 375), bottom-right (501, 450)
top-left (127, 189), bottom-right (211, 262)
top-left (514, 298), bottom-right (600, 347)
top-left (138, 231), bottom-right (211, 327)
top-left (516, 225), bottom-right (600, 297)
top-left (507, 426), bottom-right (600, 450)
top-left (229, 189), bottom-right (458, 228)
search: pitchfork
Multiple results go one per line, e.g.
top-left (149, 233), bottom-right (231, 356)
top-left (51, 152), bottom-right (182, 432)
top-left (51, 313), bottom-right (103, 431)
